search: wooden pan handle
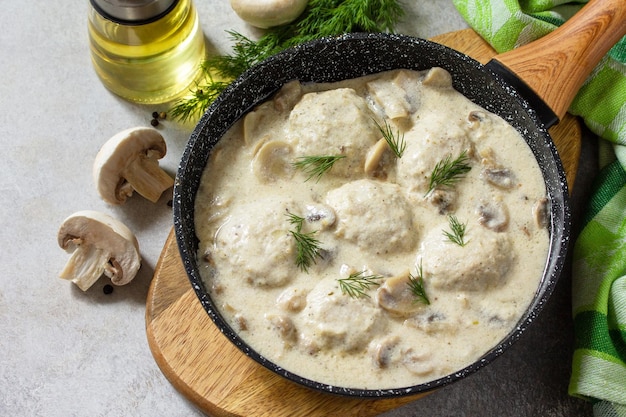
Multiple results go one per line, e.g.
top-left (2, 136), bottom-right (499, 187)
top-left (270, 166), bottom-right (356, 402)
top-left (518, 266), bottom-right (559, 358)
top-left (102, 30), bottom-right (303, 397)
top-left (491, 0), bottom-right (626, 121)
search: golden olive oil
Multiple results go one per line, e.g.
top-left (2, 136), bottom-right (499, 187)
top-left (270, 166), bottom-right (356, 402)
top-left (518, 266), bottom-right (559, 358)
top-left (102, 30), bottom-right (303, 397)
top-left (88, 0), bottom-right (205, 104)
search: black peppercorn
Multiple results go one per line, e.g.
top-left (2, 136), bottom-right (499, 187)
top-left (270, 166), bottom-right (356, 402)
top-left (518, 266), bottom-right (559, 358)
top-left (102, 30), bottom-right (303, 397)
top-left (103, 284), bottom-right (114, 295)
top-left (150, 118), bottom-right (159, 127)
top-left (152, 111), bottom-right (159, 119)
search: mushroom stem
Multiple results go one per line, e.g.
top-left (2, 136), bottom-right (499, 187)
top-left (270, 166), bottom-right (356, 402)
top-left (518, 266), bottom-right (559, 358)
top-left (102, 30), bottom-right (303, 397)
top-left (123, 154), bottom-right (174, 203)
top-left (59, 243), bottom-right (111, 291)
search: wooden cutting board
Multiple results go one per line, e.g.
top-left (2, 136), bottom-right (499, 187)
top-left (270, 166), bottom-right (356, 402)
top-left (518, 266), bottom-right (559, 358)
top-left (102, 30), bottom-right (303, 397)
top-left (145, 29), bottom-right (582, 417)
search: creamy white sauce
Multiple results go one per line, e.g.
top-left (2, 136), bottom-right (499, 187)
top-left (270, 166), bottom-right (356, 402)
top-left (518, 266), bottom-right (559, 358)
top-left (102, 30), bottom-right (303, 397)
top-left (194, 68), bottom-right (549, 390)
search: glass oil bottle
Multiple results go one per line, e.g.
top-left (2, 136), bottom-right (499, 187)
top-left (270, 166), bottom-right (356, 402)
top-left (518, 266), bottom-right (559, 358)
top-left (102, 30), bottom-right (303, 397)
top-left (88, 0), bottom-right (206, 104)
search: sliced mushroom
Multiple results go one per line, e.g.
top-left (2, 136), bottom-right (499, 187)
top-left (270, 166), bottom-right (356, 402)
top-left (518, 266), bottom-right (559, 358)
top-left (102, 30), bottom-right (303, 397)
top-left (404, 312), bottom-right (450, 335)
top-left (232, 312), bottom-right (248, 331)
top-left (57, 210), bottom-right (141, 291)
top-left (364, 138), bottom-right (390, 175)
top-left (477, 201), bottom-right (509, 232)
top-left (243, 101), bottom-right (275, 145)
top-left (482, 167), bottom-right (516, 189)
top-left (93, 127), bottom-right (173, 204)
top-left (252, 140), bottom-right (294, 182)
top-left (276, 287), bottom-right (307, 312)
top-left (465, 110), bottom-right (493, 140)
top-left (422, 67), bottom-right (452, 88)
top-left (368, 336), bottom-right (400, 368)
top-left (230, 0), bottom-right (308, 28)
top-left (304, 204), bottom-right (336, 229)
top-left (533, 197), bottom-right (549, 229)
top-left (266, 313), bottom-right (298, 344)
top-left (366, 77), bottom-right (412, 120)
top-left (274, 80), bottom-right (303, 112)
top-left (426, 188), bottom-right (456, 214)
top-left (468, 110), bottom-right (487, 123)
top-left (402, 347), bottom-right (435, 376)
top-left (376, 270), bottom-right (425, 316)
top-left (478, 147), bottom-right (497, 167)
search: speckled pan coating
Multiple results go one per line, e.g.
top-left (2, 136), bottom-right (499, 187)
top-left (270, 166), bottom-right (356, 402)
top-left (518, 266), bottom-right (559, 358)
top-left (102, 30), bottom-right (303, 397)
top-left (173, 32), bottom-right (571, 398)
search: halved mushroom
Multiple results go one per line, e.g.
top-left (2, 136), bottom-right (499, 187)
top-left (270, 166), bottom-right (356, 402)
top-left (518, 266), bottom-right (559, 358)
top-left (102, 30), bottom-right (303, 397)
top-left (477, 200), bottom-right (509, 232)
top-left (57, 210), bottom-right (141, 291)
top-left (376, 270), bottom-right (426, 316)
top-left (93, 127), bottom-right (173, 204)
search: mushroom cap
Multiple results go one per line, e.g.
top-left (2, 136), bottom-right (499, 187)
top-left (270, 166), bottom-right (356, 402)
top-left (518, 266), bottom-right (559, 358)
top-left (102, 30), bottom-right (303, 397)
top-left (230, 0), bottom-right (308, 28)
top-left (93, 127), bottom-right (167, 205)
top-left (58, 210), bottom-right (141, 286)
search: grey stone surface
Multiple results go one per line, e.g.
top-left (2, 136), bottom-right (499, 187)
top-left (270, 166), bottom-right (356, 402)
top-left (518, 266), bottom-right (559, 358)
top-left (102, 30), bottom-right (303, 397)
top-left (0, 1), bottom-right (593, 416)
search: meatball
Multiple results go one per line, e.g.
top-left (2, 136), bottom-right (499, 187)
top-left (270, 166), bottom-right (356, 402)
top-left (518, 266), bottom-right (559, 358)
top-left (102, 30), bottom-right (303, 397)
top-left (299, 278), bottom-right (385, 354)
top-left (418, 221), bottom-right (514, 291)
top-left (396, 111), bottom-right (472, 196)
top-left (326, 179), bottom-right (418, 254)
top-left (211, 197), bottom-right (298, 287)
top-left (288, 88), bottom-right (380, 178)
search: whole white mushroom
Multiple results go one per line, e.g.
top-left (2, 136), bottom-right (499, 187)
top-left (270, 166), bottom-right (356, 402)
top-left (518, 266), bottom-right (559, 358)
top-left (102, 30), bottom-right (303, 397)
top-left (230, 0), bottom-right (308, 28)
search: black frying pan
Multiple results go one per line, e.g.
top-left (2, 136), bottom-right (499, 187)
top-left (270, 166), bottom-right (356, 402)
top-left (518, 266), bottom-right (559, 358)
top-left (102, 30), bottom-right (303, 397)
top-left (173, 0), bottom-right (626, 397)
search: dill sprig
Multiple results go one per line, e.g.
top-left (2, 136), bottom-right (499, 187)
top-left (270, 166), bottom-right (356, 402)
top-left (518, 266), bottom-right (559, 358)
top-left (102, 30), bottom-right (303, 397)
top-left (169, 74), bottom-right (230, 122)
top-left (374, 119), bottom-right (406, 158)
top-left (443, 215), bottom-right (468, 246)
top-left (170, 0), bottom-right (405, 122)
top-left (338, 271), bottom-right (384, 299)
top-left (286, 211), bottom-right (322, 272)
top-left (407, 262), bottom-right (430, 305)
top-left (286, 210), bottom-right (306, 231)
top-left (426, 150), bottom-right (472, 196)
top-left (293, 155), bottom-right (346, 182)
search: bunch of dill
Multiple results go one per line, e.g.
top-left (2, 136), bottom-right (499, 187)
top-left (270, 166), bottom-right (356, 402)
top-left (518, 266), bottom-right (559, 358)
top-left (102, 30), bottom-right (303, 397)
top-left (169, 0), bottom-right (404, 122)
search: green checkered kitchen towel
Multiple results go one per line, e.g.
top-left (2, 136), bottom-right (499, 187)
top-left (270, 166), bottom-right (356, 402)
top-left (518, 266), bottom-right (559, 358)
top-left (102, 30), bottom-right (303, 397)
top-left (452, 0), bottom-right (626, 416)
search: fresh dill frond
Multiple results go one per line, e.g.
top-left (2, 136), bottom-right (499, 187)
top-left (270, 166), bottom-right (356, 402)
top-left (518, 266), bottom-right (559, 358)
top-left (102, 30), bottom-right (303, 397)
top-left (338, 271), bottom-right (384, 299)
top-left (292, 155), bottom-right (346, 182)
top-left (169, 0), bottom-right (405, 122)
top-left (407, 262), bottom-right (430, 305)
top-left (286, 211), bottom-right (322, 272)
top-left (374, 119), bottom-right (406, 158)
top-left (285, 210), bottom-right (305, 232)
top-left (169, 75), bottom-right (229, 123)
top-left (426, 150), bottom-right (472, 196)
top-left (443, 215), bottom-right (469, 246)
top-left (204, 31), bottom-right (272, 79)
top-left (290, 229), bottom-right (322, 272)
